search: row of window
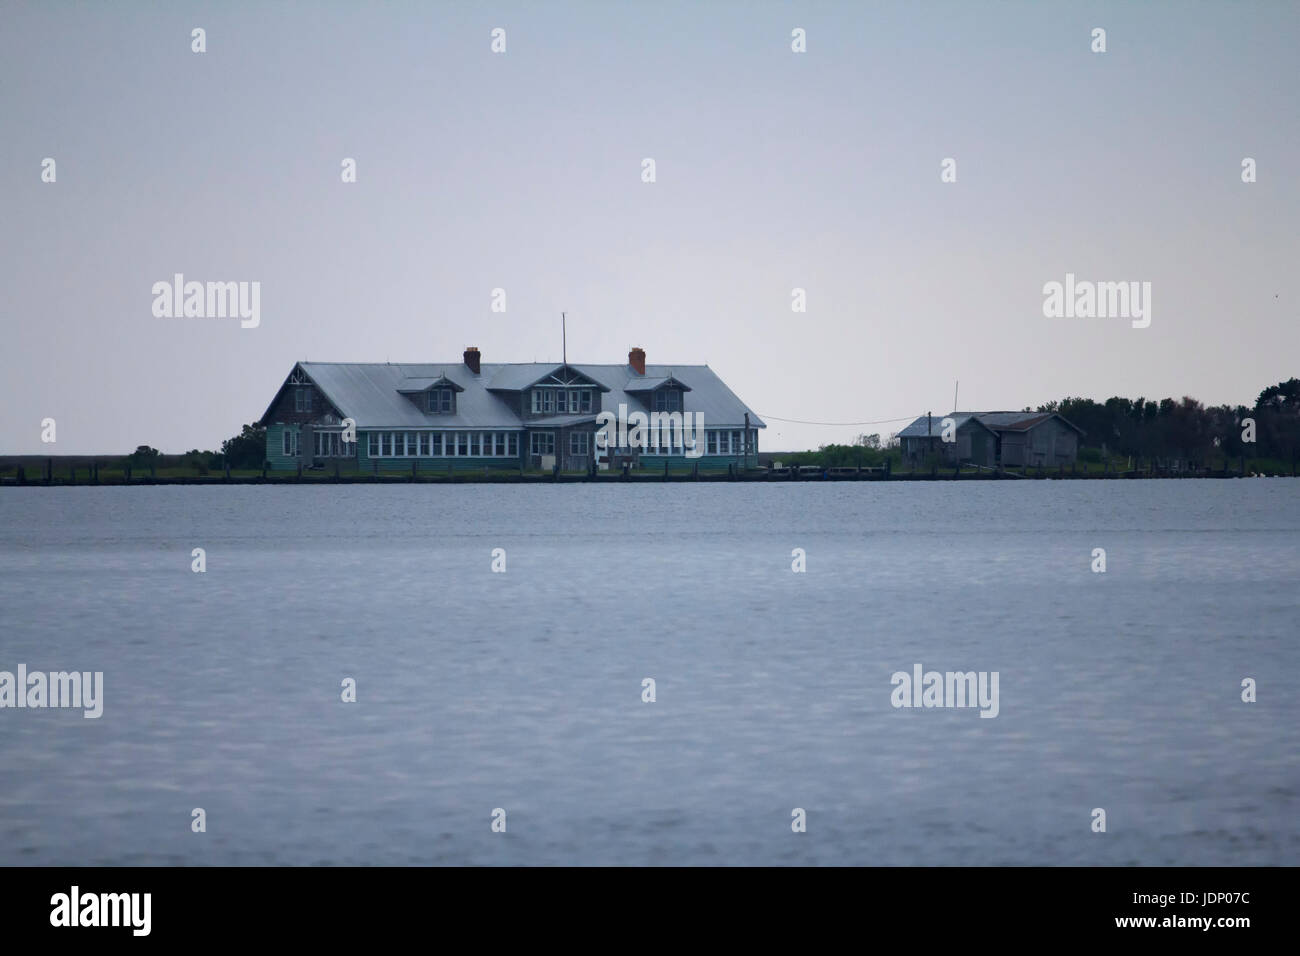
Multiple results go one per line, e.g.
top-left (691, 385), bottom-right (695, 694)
top-left (367, 431), bottom-right (520, 458)
top-left (593, 429), bottom-right (752, 455)
top-left (706, 430), bottom-right (751, 455)
top-left (527, 432), bottom-right (590, 456)
top-left (281, 431), bottom-right (356, 457)
top-left (312, 432), bottom-right (354, 457)
top-left (531, 388), bottom-right (594, 415)
top-left (281, 427), bottom-right (754, 460)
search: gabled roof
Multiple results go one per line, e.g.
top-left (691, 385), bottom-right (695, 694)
top-left (975, 411), bottom-right (1085, 435)
top-left (486, 363), bottom-right (611, 393)
top-left (396, 372), bottom-right (464, 394)
top-left (898, 411), bottom-right (1085, 437)
top-left (897, 412), bottom-right (995, 438)
top-left (624, 373), bottom-right (692, 392)
top-left (262, 361), bottom-right (765, 430)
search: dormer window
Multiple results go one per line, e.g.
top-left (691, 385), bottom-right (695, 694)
top-left (532, 387), bottom-right (593, 415)
top-left (427, 388), bottom-right (455, 414)
top-left (653, 388), bottom-right (681, 413)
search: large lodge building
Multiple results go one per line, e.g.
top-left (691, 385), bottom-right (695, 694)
top-left (258, 347), bottom-right (764, 472)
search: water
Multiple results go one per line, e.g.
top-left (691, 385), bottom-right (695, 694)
top-left (0, 481), bottom-right (1297, 865)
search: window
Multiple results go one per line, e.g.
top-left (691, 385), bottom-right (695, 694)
top-left (458, 433), bottom-right (468, 456)
top-left (471, 433), bottom-right (481, 456)
top-left (419, 433), bottom-right (430, 456)
top-left (570, 432), bottom-right (589, 456)
top-left (283, 429), bottom-right (297, 456)
top-left (542, 391), bottom-right (554, 413)
top-left (707, 431), bottom-right (718, 455)
top-left (569, 390), bottom-right (580, 413)
top-left (654, 389), bottom-right (681, 413)
top-left (495, 433), bottom-right (506, 455)
top-left (507, 433), bottom-right (518, 456)
top-left (530, 432), bottom-right (554, 456)
top-left (368, 433), bottom-right (379, 457)
top-left (431, 433), bottom-right (443, 456)
top-left (294, 387), bottom-right (312, 413)
top-left (731, 431), bottom-right (742, 454)
top-left (427, 388), bottom-right (454, 413)
top-left (380, 432), bottom-right (392, 456)
top-left (532, 390), bottom-right (542, 414)
top-left (314, 431), bottom-right (342, 457)
top-left (556, 391), bottom-right (567, 413)
top-left (580, 390), bottom-right (592, 413)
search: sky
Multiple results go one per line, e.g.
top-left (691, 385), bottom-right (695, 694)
top-left (2, 0), bottom-right (1297, 453)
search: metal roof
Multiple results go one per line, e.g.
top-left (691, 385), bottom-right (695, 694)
top-left (624, 374), bottom-right (692, 392)
top-left (273, 361), bottom-right (765, 430)
top-left (899, 411), bottom-right (1084, 437)
top-left (974, 411), bottom-right (1084, 434)
top-left (526, 413), bottom-right (598, 427)
top-left (897, 413), bottom-right (990, 438)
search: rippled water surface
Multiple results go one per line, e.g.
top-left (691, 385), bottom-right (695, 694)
top-left (1, 481), bottom-right (1297, 865)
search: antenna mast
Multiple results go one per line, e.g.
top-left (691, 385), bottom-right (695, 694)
top-left (562, 312), bottom-right (567, 365)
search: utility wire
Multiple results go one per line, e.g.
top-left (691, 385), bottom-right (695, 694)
top-left (757, 413), bottom-right (921, 427)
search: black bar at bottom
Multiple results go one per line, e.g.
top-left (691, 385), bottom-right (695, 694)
top-left (0, 866), bottom-right (1274, 943)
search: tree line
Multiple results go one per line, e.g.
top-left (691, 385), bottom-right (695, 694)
top-left (1038, 377), bottom-right (1299, 466)
top-left (786, 376), bottom-right (1300, 470)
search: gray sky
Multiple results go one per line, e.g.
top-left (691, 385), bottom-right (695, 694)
top-left (2, 0), bottom-right (1297, 453)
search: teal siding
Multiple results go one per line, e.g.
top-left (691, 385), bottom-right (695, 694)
top-left (266, 423), bottom-right (297, 470)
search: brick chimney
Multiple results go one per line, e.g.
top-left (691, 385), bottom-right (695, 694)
top-left (463, 346), bottom-right (480, 374)
top-left (628, 346), bottom-right (646, 376)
